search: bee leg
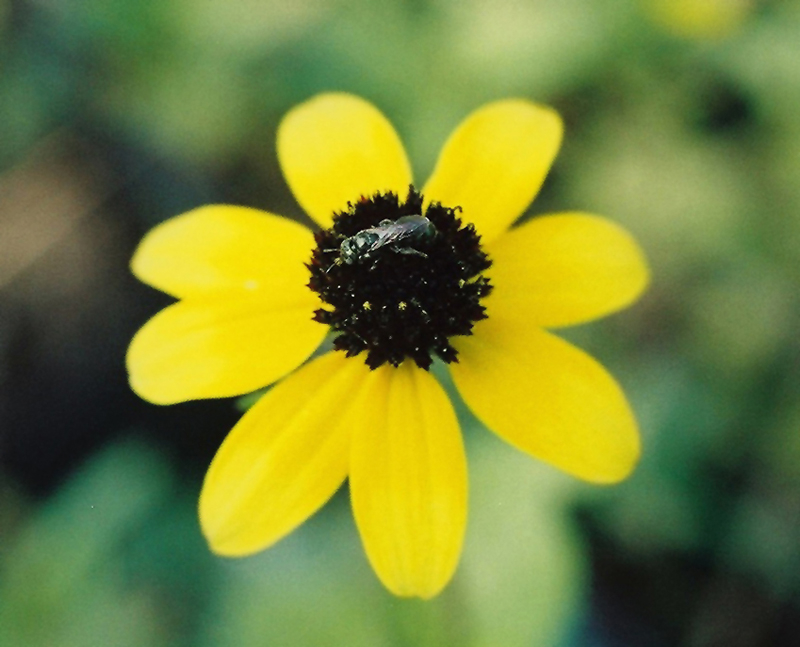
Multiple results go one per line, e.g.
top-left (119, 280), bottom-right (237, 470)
top-left (393, 247), bottom-right (428, 259)
top-left (325, 258), bottom-right (343, 274)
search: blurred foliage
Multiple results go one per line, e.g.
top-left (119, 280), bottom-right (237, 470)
top-left (2, 0), bottom-right (800, 645)
top-left (645, 0), bottom-right (755, 39)
top-left (0, 433), bottom-right (584, 647)
top-left (0, 442), bottom-right (186, 647)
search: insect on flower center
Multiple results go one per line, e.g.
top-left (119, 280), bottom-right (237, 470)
top-left (307, 187), bottom-right (493, 370)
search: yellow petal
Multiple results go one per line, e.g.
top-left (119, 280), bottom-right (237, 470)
top-left (277, 93), bottom-right (413, 228)
top-left (131, 205), bottom-right (314, 300)
top-left (451, 317), bottom-right (640, 484)
top-left (200, 352), bottom-right (372, 556)
top-left (350, 363), bottom-right (467, 599)
top-left (423, 100), bottom-right (563, 244)
top-left (127, 294), bottom-right (326, 404)
top-left (486, 213), bottom-right (650, 328)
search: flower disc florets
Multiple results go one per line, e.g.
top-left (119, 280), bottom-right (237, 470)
top-left (308, 187), bottom-right (492, 370)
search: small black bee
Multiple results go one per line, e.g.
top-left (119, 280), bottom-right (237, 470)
top-left (335, 215), bottom-right (437, 267)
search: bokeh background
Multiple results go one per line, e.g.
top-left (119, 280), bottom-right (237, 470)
top-left (1, 0), bottom-right (799, 645)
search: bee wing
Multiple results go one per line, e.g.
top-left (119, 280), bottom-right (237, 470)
top-left (370, 225), bottom-right (415, 250)
top-left (362, 217), bottom-right (433, 253)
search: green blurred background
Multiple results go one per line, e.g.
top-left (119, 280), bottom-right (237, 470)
top-left (1, 0), bottom-right (799, 645)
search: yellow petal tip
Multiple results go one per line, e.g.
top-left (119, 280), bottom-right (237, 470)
top-left (277, 93), bottom-right (412, 227)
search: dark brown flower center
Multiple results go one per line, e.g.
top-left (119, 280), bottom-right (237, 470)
top-left (307, 187), bottom-right (492, 369)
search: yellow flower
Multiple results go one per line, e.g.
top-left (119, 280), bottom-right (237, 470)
top-left (127, 94), bottom-right (649, 598)
top-left (645, 0), bottom-right (753, 39)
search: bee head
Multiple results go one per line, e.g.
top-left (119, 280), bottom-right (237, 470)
top-left (339, 238), bottom-right (359, 265)
top-left (340, 232), bottom-right (379, 264)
